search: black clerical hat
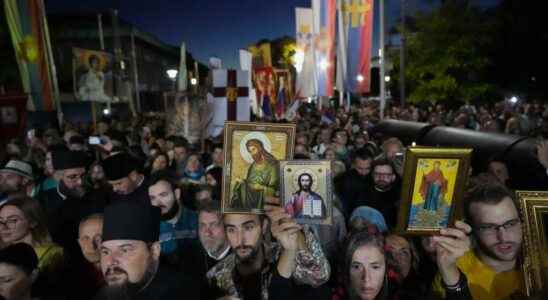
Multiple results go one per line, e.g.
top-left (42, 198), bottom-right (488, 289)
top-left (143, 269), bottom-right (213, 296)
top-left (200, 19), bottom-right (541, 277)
top-left (102, 153), bottom-right (137, 181)
top-left (0, 243), bottom-right (38, 274)
top-left (51, 150), bottom-right (87, 170)
top-left (102, 201), bottom-right (160, 243)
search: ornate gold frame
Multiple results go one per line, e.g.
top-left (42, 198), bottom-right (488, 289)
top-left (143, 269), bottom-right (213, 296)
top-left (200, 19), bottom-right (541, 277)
top-left (222, 121), bottom-right (296, 214)
top-left (396, 147), bottom-right (472, 235)
top-left (517, 190), bottom-right (548, 296)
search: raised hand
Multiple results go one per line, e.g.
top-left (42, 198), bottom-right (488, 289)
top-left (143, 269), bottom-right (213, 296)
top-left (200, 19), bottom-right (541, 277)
top-left (432, 220), bottom-right (472, 285)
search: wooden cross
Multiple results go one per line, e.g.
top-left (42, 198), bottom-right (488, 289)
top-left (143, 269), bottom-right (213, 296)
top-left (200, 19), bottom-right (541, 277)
top-left (343, 0), bottom-right (371, 28)
top-left (213, 70), bottom-right (248, 120)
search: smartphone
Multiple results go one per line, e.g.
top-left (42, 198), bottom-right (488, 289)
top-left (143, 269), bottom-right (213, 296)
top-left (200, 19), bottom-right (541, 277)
top-left (89, 136), bottom-right (102, 145)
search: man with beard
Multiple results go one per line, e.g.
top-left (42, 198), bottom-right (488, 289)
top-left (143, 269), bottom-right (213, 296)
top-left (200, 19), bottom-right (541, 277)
top-left (230, 139), bottom-right (279, 210)
top-left (432, 183), bottom-right (525, 300)
top-left (284, 173), bottom-right (326, 219)
top-left (96, 201), bottom-right (197, 300)
top-left (39, 150), bottom-right (90, 255)
top-left (0, 160), bottom-right (34, 204)
top-left (102, 153), bottom-right (149, 205)
top-left (147, 172), bottom-right (197, 259)
top-left (206, 206), bottom-right (330, 299)
top-left (349, 158), bottom-right (401, 228)
top-left (334, 149), bottom-right (373, 217)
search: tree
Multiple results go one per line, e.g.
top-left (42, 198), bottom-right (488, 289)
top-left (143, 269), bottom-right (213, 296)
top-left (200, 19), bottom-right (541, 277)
top-left (390, 0), bottom-right (496, 105)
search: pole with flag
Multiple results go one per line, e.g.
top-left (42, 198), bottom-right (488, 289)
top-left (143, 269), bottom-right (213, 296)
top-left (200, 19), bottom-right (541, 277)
top-left (312, 0), bottom-right (336, 97)
top-left (178, 42), bottom-right (188, 92)
top-left (295, 7), bottom-right (317, 99)
top-left (4, 0), bottom-right (61, 120)
top-left (337, 0), bottom-right (375, 102)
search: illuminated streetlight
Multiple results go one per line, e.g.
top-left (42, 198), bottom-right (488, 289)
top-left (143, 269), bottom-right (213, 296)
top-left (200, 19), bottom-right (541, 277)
top-left (510, 96), bottom-right (518, 104)
top-left (356, 74), bottom-right (364, 82)
top-left (166, 69), bottom-right (178, 80)
top-left (103, 108), bottom-right (110, 115)
top-left (190, 78), bottom-right (198, 85)
top-left (384, 75), bottom-right (391, 82)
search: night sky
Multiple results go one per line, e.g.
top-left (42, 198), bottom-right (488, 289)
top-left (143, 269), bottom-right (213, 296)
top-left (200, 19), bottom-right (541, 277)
top-left (46, 0), bottom-right (500, 68)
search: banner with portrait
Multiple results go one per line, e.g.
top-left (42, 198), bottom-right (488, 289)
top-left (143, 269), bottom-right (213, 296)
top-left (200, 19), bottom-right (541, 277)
top-left (72, 47), bottom-right (114, 102)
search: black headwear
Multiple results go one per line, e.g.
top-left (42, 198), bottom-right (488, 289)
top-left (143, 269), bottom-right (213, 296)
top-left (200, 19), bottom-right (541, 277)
top-left (102, 153), bottom-right (137, 181)
top-left (0, 243), bottom-right (38, 274)
top-left (51, 150), bottom-right (87, 170)
top-left (102, 201), bottom-right (160, 243)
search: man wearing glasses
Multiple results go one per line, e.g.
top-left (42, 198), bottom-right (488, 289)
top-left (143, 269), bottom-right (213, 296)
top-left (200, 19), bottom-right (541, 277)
top-left (349, 158), bottom-right (401, 228)
top-left (39, 150), bottom-right (90, 260)
top-left (433, 182), bottom-right (525, 300)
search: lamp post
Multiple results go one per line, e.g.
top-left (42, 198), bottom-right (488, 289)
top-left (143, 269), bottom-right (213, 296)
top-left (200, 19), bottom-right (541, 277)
top-left (166, 69), bottom-right (178, 92)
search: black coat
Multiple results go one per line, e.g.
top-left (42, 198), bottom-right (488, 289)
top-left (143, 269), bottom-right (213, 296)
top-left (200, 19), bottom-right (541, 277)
top-left (94, 264), bottom-right (199, 300)
top-left (334, 169), bottom-right (369, 217)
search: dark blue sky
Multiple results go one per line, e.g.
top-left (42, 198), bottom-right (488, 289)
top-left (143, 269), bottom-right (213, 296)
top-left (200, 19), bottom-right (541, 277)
top-left (46, 0), bottom-right (500, 68)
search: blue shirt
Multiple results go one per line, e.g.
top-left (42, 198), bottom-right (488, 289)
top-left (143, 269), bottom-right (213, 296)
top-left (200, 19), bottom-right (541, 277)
top-left (159, 206), bottom-right (198, 255)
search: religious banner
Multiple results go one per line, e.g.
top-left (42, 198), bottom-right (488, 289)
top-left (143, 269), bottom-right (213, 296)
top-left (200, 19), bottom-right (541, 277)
top-left (253, 67), bottom-right (276, 118)
top-left (73, 47), bottom-right (114, 102)
top-left (208, 69), bottom-right (250, 137)
top-left (273, 69), bottom-right (293, 119)
top-left (166, 93), bottom-right (205, 144)
top-left (313, 0), bottom-right (336, 97)
top-left (248, 42), bottom-right (272, 68)
top-left (295, 7), bottom-right (317, 98)
top-left (337, 0), bottom-right (374, 93)
top-left (4, 0), bottom-right (56, 111)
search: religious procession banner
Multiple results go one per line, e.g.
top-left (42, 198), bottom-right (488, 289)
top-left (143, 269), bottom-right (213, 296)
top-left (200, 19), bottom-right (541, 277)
top-left (72, 47), bottom-right (114, 102)
top-left (4, 0), bottom-right (56, 111)
top-left (207, 69), bottom-right (250, 137)
top-left (337, 0), bottom-right (374, 93)
top-left (273, 69), bottom-right (293, 120)
top-left (313, 0), bottom-right (336, 97)
top-left (248, 42), bottom-right (272, 68)
top-left (295, 7), bottom-right (317, 98)
top-left (253, 67), bottom-right (276, 118)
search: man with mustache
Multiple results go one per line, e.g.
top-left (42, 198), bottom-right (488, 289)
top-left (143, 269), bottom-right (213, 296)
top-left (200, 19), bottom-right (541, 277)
top-left (39, 150), bottom-right (90, 260)
top-left (206, 205), bottom-right (330, 299)
top-left (147, 172), bottom-right (197, 258)
top-left (433, 183), bottom-right (525, 300)
top-left (350, 158), bottom-right (401, 228)
top-left (0, 160), bottom-right (34, 204)
top-left (96, 201), bottom-right (197, 300)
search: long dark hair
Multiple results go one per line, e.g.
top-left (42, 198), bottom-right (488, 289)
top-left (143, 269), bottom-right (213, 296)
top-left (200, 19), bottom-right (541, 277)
top-left (343, 230), bottom-right (389, 300)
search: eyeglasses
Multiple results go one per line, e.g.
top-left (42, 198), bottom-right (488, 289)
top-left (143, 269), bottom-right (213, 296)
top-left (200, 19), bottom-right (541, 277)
top-left (0, 218), bottom-right (21, 229)
top-left (475, 218), bottom-right (521, 236)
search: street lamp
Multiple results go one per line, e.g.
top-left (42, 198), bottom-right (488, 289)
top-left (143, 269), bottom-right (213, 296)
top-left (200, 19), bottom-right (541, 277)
top-left (166, 69), bottom-right (178, 80)
top-left (190, 78), bottom-right (197, 86)
top-left (384, 75), bottom-right (391, 82)
top-left (356, 74), bottom-right (364, 82)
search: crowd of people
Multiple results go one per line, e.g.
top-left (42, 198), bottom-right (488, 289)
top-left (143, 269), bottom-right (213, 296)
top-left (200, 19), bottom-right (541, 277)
top-left (0, 98), bottom-right (548, 300)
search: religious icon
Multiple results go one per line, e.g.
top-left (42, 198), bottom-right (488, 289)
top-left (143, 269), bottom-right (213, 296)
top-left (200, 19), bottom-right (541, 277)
top-left (517, 191), bottom-right (548, 297)
top-left (73, 47), bottom-right (113, 102)
top-left (397, 147), bottom-right (472, 235)
top-left (222, 122), bottom-right (296, 214)
top-left (280, 160), bottom-right (332, 225)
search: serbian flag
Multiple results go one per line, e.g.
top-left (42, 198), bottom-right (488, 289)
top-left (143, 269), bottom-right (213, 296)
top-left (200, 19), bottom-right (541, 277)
top-left (208, 69), bottom-right (250, 136)
top-left (313, 0), bottom-right (336, 97)
top-left (337, 0), bottom-right (374, 94)
top-left (4, 0), bottom-right (56, 111)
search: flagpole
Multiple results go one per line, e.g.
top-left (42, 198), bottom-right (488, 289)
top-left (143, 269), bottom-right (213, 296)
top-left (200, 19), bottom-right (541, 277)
top-left (39, 0), bottom-right (63, 127)
top-left (97, 13), bottom-right (111, 118)
top-left (379, 0), bottom-right (386, 119)
top-left (130, 30), bottom-right (141, 113)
